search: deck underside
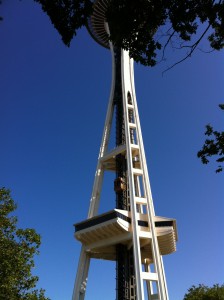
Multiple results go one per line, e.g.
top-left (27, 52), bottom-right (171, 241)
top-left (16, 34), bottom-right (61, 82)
top-left (75, 209), bottom-right (177, 261)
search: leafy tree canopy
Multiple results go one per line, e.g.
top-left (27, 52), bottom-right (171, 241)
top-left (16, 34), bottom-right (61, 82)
top-left (0, 187), bottom-right (50, 300)
top-left (197, 104), bottom-right (224, 173)
top-left (0, 1), bottom-right (3, 22)
top-left (183, 283), bottom-right (224, 300)
top-left (34, 0), bottom-right (224, 67)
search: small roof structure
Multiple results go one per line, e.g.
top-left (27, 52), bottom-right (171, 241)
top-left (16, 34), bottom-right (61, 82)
top-left (87, 0), bottom-right (110, 48)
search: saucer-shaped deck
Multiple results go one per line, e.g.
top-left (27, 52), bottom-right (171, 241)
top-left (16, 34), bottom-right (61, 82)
top-left (75, 209), bottom-right (178, 261)
top-left (87, 0), bottom-right (111, 48)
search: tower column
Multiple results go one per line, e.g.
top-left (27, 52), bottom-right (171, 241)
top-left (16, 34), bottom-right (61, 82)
top-left (73, 1), bottom-right (178, 299)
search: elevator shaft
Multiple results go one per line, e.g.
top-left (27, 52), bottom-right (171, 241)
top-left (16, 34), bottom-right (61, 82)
top-left (113, 48), bottom-right (136, 300)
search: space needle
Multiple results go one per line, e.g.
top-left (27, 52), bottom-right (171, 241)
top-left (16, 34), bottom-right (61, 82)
top-left (72, 0), bottom-right (178, 299)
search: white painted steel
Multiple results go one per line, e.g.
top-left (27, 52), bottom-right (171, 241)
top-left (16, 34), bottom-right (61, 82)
top-left (87, 43), bottom-right (116, 218)
top-left (73, 31), bottom-right (173, 300)
top-left (72, 247), bottom-right (90, 300)
top-left (121, 50), bottom-right (169, 300)
top-left (131, 62), bottom-right (169, 300)
top-left (121, 50), bottom-right (145, 300)
top-left (144, 263), bottom-right (154, 300)
top-left (142, 272), bottom-right (158, 281)
top-left (72, 37), bottom-right (116, 300)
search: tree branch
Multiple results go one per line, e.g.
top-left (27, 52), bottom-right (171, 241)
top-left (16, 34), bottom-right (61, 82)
top-left (162, 22), bottom-right (212, 74)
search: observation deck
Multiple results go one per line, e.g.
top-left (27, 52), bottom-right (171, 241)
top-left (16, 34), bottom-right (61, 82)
top-left (74, 209), bottom-right (178, 261)
top-left (87, 0), bottom-right (110, 48)
top-left (73, 4), bottom-right (178, 298)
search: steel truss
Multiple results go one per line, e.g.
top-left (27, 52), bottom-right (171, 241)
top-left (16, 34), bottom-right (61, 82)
top-left (72, 44), bottom-right (177, 300)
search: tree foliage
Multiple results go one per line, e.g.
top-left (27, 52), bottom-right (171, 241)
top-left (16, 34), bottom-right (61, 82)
top-left (0, 187), bottom-right (50, 300)
top-left (0, 1), bottom-right (3, 22)
top-left (34, 0), bottom-right (92, 46)
top-left (197, 104), bottom-right (224, 173)
top-left (34, 0), bottom-right (224, 66)
top-left (183, 283), bottom-right (224, 300)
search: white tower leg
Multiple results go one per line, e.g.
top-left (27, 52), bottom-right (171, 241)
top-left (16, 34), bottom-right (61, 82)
top-left (73, 45), bottom-right (177, 300)
top-left (120, 50), bottom-right (169, 300)
top-left (72, 48), bottom-right (116, 300)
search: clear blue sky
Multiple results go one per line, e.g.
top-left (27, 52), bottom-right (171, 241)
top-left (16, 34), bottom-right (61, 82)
top-left (0, 1), bottom-right (224, 300)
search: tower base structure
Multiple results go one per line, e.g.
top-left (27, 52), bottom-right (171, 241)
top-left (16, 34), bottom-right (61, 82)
top-left (72, 44), bottom-right (178, 300)
top-left (73, 1), bottom-right (177, 299)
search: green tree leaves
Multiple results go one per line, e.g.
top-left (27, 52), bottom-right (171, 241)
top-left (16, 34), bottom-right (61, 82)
top-left (34, 0), bottom-right (92, 46)
top-left (34, 0), bottom-right (224, 66)
top-left (183, 284), bottom-right (224, 300)
top-left (0, 188), bottom-right (50, 300)
top-left (197, 105), bottom-right (224, 173)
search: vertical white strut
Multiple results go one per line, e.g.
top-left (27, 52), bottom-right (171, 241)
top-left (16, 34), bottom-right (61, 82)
top-left (121, 49), bottom-right (169, 300)
top-left (121, 50), bottom-right (145, 299)
top-left (72, 45), bottom-right (116, 300)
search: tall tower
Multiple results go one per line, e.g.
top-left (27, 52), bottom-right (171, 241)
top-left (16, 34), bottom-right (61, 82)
top-left (72, 1), bottom-right (178, 299)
